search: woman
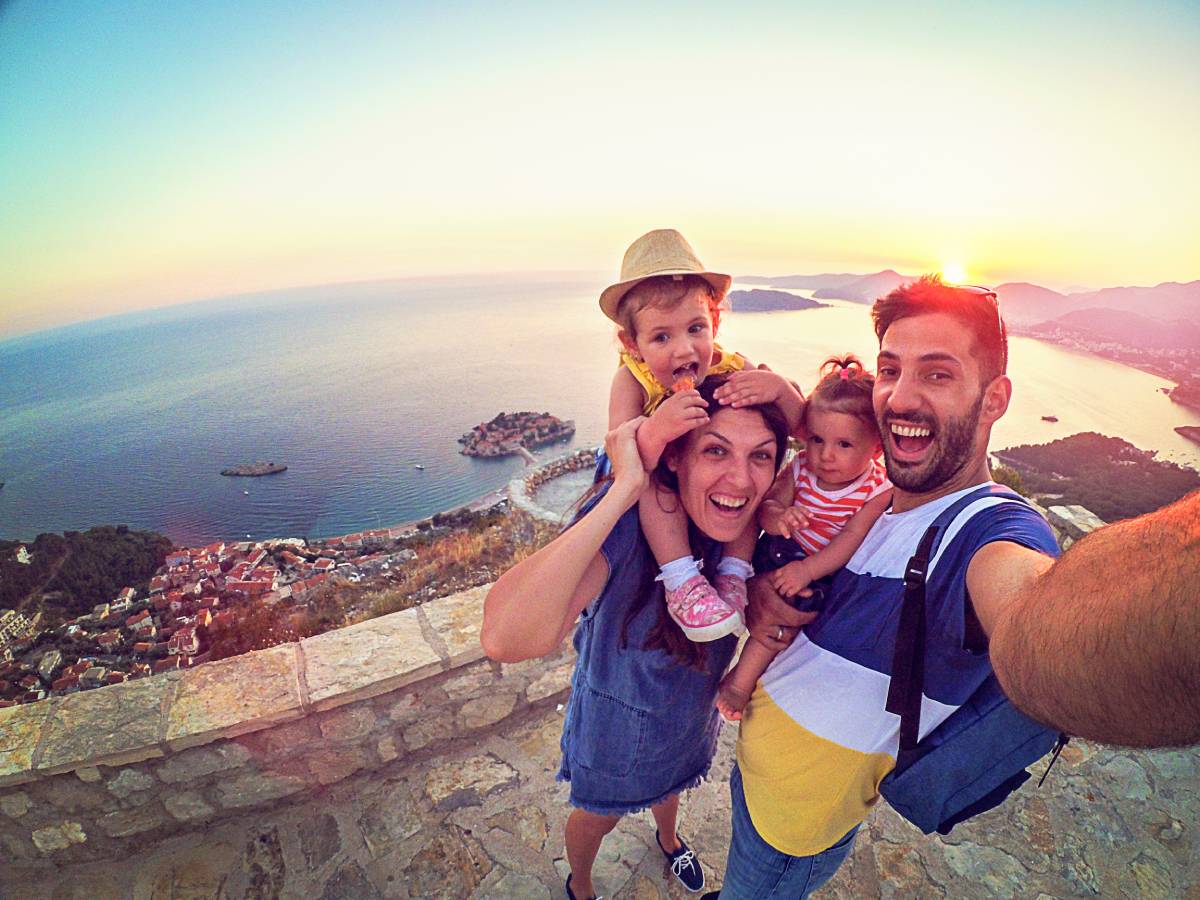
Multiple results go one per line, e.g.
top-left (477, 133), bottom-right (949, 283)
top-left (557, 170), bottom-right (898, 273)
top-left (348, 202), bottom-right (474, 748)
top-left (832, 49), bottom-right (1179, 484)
top-left (482, 377), bottom-right (790, 900)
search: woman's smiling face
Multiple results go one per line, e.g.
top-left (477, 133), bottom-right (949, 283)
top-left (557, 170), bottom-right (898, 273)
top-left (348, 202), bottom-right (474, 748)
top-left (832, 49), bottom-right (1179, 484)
top-left (668, 406), bottom-right (780, 542)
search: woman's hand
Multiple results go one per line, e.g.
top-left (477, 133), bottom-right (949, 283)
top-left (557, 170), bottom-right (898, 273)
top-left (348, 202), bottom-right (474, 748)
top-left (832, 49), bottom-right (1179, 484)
top-left (746, 575), bottom-right (815, 652)
top-left (606, 416), bottom-right (651, 507)
top-left (713, 366), bottom-right (787, 408)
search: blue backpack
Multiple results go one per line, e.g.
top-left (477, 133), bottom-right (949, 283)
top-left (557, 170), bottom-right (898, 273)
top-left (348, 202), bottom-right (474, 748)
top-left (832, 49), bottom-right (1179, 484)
top-left (877, 484), bottom-right (1068, 834)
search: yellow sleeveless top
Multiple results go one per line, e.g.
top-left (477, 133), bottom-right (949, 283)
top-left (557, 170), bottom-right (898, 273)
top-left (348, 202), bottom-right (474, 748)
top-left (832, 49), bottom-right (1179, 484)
top-left (618, 343), bottom-right (746, 416)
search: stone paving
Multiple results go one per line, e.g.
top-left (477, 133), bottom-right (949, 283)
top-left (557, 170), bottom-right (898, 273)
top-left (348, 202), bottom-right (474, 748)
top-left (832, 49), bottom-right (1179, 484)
top-left (7, 699), bottom-right (1197, 899)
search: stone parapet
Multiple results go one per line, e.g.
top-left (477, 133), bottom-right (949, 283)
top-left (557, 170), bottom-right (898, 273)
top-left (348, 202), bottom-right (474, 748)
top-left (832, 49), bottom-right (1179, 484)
top-left (508, 448), bottom-right (597, 522)
top-left (0, 585), bottom-right (574, 864)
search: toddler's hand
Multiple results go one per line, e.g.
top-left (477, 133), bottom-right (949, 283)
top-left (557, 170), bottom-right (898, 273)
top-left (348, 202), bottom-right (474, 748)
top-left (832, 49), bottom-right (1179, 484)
top-left (770, 560), bottom-right (813, 598)
top-left (714, 366), bottom-right (787, 408)
top-left (775, 508), bottom-right (810, 540)
top-left (651, 389), bottom-right (709, 444)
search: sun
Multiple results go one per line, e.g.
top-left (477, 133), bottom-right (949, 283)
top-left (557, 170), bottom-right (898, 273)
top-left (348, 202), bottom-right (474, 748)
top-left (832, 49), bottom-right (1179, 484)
top-left (940, 262), bottom-right (967, 284)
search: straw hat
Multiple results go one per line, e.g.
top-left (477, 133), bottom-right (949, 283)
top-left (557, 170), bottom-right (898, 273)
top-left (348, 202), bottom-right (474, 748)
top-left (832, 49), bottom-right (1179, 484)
top-left (599, 229), bottom-right (732, 322)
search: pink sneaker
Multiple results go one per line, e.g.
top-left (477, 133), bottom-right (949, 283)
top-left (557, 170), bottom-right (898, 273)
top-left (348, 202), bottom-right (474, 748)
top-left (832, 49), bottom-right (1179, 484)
top-left (713, 573), bottom-right (748, 618)
top-left (664, 575), bottom-right (742, 642)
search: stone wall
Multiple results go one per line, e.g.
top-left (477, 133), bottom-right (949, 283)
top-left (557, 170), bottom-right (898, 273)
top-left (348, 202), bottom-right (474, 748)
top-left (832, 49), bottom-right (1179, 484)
top-left (507, 448), bottom-right (597, 522)
top-left (0, 586), bottom-right (574, 865)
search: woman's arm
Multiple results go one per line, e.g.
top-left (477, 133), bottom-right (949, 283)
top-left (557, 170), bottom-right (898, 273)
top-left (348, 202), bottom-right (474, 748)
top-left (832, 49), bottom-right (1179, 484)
top-left (481, 418), bottom-right (649, 662)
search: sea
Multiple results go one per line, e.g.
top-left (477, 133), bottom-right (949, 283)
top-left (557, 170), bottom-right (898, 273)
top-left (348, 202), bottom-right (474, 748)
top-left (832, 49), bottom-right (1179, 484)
top-left (2, 275), bottom-right (1198, 546)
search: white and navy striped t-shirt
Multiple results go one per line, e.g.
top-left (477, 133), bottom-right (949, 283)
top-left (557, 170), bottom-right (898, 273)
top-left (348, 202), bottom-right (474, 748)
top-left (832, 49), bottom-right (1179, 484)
top-left (737, 481), bottom-right (1060, 856)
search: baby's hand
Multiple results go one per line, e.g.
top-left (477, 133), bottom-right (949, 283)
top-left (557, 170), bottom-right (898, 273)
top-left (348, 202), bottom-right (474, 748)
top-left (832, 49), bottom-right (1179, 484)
top-left (774, 507), bottom-right (810, 541)
top-left (713, 366), bottom-right (787, 408)
top-left (769, 560), bottom-right (813, 598)
top-left (650, 388), bottom-right (709, 444)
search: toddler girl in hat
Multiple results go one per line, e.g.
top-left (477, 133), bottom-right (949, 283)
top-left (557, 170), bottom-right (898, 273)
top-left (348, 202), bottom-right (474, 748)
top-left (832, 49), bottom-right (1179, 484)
top-left (602, 229), bottom-right (805, 641)
top-left (717, 355), bottom-right (892, 719)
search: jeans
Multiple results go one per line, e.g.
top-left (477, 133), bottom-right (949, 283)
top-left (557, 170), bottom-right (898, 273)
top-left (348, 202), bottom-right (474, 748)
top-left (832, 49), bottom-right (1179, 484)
top-left (717, 765), bottom-right (858, 899)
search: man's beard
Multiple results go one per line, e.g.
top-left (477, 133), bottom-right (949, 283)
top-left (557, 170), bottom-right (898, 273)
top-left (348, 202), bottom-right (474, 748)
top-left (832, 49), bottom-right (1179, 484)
top-left (879, 394), bottom-right (983, 494)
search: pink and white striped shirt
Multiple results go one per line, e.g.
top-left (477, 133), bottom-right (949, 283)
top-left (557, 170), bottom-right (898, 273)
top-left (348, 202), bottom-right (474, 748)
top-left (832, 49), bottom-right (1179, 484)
top-left (789, 448), bottom-right (891, 556)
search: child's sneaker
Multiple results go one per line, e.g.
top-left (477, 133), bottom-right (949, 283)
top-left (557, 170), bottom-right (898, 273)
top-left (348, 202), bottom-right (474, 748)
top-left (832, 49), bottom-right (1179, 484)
top-left (712, 573), bottom-right (748, 618)
top-left (664, 575), bottom-right (741, 642)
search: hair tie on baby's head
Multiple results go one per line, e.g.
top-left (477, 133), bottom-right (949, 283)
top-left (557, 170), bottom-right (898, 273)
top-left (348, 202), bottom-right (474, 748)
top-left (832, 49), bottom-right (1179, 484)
top-left (839, 366), bottom-right (852, 381)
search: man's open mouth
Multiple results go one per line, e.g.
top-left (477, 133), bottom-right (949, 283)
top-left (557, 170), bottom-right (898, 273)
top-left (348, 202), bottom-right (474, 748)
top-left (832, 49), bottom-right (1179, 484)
top-left (888, 421), bottom-right (935, 461)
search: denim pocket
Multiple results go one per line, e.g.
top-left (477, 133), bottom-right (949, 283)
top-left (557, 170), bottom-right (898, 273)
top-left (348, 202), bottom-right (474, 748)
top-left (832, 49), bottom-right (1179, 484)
top-left (572, 687), bottom-right (647, 778)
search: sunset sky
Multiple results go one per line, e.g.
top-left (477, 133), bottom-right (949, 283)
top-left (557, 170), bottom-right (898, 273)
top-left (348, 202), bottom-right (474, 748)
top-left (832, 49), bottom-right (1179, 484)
top-left (1, 0), bottom-right (1197, 337)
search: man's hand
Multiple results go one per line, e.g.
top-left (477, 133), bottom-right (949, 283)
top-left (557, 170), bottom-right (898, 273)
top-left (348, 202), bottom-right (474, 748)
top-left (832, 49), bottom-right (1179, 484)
top-left (769, 560), bottom-right (814, 598)
top-left (714, 366), bottom-right (788, 408)
top-left (746, 575), bottom-right (815, 652)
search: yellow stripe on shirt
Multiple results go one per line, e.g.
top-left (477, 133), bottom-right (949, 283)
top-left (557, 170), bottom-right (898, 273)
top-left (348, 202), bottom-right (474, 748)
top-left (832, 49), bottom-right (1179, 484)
top-left (736, 687), bottom-right (895, 857)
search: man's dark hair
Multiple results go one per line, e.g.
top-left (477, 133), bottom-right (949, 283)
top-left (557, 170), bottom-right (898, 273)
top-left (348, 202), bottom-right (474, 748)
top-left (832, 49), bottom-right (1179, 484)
top-left (871, 274), bottom-right (1008, 384)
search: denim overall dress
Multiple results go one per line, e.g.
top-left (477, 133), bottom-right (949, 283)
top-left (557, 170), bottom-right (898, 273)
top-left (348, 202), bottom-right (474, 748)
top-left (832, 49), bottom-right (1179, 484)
top-left (558, 501), bottom-right (737, 815)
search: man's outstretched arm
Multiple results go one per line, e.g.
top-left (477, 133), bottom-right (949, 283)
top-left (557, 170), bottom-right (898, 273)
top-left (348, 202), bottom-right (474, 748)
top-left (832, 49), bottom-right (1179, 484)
top-left (989, 489), bottom-right (1200, 748)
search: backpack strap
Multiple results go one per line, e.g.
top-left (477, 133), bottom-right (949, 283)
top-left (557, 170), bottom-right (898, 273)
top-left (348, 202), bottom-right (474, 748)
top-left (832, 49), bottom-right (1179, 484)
top-left (884, 484), bottom-right (1028, 754)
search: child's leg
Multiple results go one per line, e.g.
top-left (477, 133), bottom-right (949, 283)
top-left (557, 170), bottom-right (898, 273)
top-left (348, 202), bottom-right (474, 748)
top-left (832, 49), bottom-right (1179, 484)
top-left (639, 484), bottom-right (693, 572)
top-left (717, 638), bottom-right (778, 721)
top-left (641, 486), bottom-right (740, 642)
top-left (713, 522), bottom-right (758, 619)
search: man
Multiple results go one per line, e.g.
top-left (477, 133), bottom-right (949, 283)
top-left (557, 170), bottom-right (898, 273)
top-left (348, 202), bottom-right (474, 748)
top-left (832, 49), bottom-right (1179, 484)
top-left (709, 275), bottom-right (1200, 899)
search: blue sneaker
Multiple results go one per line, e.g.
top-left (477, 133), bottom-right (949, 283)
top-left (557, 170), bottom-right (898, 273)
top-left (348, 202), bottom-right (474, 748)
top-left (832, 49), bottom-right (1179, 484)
top-left (656, 829), bottom-right (705, 893)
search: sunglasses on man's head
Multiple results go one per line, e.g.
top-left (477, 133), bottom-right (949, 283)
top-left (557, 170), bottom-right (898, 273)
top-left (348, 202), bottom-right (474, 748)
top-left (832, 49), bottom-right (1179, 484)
top-left (951, 284), bottom-right (998, 301)
top-left (948, 284), bottom-right (1006, 371)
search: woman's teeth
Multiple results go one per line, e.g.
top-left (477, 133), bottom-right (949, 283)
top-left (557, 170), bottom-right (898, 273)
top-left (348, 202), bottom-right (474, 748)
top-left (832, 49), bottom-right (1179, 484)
top-left (711, 494), bottom-right (747, 511)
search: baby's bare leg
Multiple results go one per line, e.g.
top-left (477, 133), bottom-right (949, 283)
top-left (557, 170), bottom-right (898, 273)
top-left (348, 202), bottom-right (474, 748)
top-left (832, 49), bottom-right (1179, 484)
top-left (717, 638), bottom-right (779, 719)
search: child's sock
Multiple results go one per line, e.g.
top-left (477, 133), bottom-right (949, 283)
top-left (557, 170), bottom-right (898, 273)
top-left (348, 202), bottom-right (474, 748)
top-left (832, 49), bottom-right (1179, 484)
top-left (716, 558), bottom-right (754, 581)
top-left (656, 556), bottom-right (703, 591)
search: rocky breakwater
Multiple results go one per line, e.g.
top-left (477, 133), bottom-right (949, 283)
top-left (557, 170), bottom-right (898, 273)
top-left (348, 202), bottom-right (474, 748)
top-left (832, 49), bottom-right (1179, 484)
top-left (508, 448), bottom-right (599, 523)
top-left (0, 584), bottom-right (575, 869)
top-left (459, 412), bottom-right (575, 459)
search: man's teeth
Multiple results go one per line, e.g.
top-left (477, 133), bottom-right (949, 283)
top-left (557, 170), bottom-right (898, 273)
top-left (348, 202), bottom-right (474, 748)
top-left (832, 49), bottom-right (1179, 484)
top-left (891, 424), bottom-right (931, 438)
top-left (711, 494), bottom-right (747, 510)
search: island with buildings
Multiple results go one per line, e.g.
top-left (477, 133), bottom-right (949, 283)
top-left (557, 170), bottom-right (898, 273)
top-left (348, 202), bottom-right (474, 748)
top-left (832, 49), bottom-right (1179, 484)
top-left (458, 411), bottom-right (575, 458)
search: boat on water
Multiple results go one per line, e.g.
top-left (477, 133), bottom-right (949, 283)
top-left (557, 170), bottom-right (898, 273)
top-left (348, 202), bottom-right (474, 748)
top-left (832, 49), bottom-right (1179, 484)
top-left (414, 464), bottom-right (426, 470)
top-left (1041, 415), bottom-right (1059, 422)
top-left (220, 462), bottom-right (287, 477)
